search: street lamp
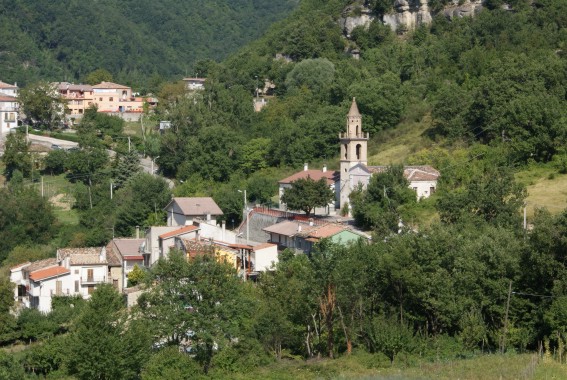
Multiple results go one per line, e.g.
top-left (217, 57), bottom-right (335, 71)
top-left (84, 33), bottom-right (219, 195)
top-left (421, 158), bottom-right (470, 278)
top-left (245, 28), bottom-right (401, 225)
top-left (237, 189), bottom-right (248, 245)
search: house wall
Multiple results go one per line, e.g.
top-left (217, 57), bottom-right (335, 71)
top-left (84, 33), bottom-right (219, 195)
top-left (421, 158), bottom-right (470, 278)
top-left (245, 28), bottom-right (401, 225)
top-left (166, 203), bottom-right (189, 226)
top-left (0, 100), bottom-right (19, 135)
top-left (93, 87), bottom-right (133, 112)
top-left (110, 267), bottom-right (123, 292)
top-left (159, 230), bottom-right (198, 258)
top-left (410, 180), bottom-right (437, 199)
top-left (253, 246), bottom-right (278, 271)
top-left (29, 273), bottom-right (73, 313)
top-left (197, 220), bottom-right (235, 243)
top-left (143, 226), bottom-right (179, 266)
top-left (123, 259), bottom-right (143, 288)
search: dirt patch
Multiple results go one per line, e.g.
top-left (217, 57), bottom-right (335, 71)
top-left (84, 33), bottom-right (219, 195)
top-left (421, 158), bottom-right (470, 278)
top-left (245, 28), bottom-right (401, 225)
top-left (50, 193), bottom-right (71, 210)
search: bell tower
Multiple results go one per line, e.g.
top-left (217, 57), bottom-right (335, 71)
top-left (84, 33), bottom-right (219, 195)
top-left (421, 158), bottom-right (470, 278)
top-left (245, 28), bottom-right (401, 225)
top-left (339, 98), bottom-right (368, 209)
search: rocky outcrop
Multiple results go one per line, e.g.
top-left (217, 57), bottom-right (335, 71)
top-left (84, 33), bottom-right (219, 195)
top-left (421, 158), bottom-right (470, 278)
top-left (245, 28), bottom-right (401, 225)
top-left (339, 3), bottom-right (375, 37)
top-left (340, 0), bottom-right (484, 36)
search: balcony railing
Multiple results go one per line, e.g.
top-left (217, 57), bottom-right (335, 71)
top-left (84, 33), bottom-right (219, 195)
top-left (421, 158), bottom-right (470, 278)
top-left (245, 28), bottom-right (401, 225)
top-left (80, 276), bottom-right (108, 285)
top-left (339, 132), bottom-right (369, 139)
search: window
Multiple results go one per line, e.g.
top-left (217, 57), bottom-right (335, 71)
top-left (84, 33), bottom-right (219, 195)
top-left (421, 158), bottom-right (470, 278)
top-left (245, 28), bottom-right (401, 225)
top-left (109, 97), bottom-right (114, 101)
top-left (56, 281), bottom-right (62, 295)
top-left (75, 280), bottom-right (79, 293)
top-left (413, 187), bottom-right (418, 192)
top-left (113, 279), bottom-right (118, 288)
top-left (99, 97), bottom-right (103, 101)
top-left (356, 144), bottom-right (361, 160)
top-left (344, 144), bottom-right (348, 160)
top-left (87, 285), bottom-right (95, 295)
top-left (74, 269), bottom-right (79, 274)
top-left (430, 186), bottom-right (436, 194)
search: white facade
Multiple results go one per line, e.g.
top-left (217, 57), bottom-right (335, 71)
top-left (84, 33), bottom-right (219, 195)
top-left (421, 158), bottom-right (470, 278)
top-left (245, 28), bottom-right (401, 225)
top-left (409, 179), bottom-right (438, 199)
top-left (0, 82), bottom-right (19, 136)
top-left (252, 244), bottom-right (278, 272)
top-left (143, 226), bottom-right (180, 266)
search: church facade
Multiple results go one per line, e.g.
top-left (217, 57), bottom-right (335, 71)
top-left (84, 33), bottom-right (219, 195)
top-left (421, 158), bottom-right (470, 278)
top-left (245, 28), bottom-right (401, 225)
top-left (339, 98), bottom-right (439, 210)
top-left (278, 98), bottom-right (439, 215)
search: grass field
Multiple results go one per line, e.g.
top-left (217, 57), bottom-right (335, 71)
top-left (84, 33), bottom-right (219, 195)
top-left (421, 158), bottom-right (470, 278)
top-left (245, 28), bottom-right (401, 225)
top-left (516, 165), bottom-right (567, 218)
top-left (231, 353), bottom-right (566, 380)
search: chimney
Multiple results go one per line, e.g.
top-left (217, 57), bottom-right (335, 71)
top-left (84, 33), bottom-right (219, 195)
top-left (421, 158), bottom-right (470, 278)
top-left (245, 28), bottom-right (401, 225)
top-left (136, 226), bottom-right (140, 239)
top-left (297, 224), bottom-right (302, 232)
top-left (322, 164), bottom-right (327, 173)
top-left (304, 163), bottom-right (308, 171)
top-left (309, 218), bottom-right (314, 226)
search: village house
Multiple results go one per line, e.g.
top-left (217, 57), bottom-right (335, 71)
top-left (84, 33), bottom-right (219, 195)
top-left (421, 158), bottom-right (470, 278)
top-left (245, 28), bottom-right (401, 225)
top-left (106, 238), bottom-right (145, 289)
top-left (55, 82), bottom-right (94, 118)
top-left (0, 81), bottom-right (19, 136)
top-left (164, 197), bottom-right (224, 227)
top-left (263, 220), bottom-right (368, 254)
top-left (10, 246), bottom-right (123, 313)
top-left (278, 164), bottom-right (340, 215)
top-left (182, 77), bottom-right (206, 91)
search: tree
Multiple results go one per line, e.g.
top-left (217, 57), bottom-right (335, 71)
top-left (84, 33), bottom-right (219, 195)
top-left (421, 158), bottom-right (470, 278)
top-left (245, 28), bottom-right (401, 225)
top-left (113, 150), bottom-right (141, 188)
top-left (67, 284), bottom-right (151, 380)
top-left (1, 131), bottom-right (31, 179)
top-left (18, 81), bottom-right (65, 130)
top-left (281, 177), bottom-right (334, 217)
top-left (350, 165), bottom-right (416, 235)
top-left (84, 68), bottom-right (113, 85)
top-left (285, 58), bottom-right (335, 99)
top-left (141, 346), bottom-right (202, 380)
top-left (138, 251), bottom-right (247, 373)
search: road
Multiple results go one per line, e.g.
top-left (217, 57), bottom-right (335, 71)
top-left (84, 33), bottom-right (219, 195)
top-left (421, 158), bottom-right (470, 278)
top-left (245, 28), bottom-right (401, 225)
top-left (25, 134), bottom-right (174, 188)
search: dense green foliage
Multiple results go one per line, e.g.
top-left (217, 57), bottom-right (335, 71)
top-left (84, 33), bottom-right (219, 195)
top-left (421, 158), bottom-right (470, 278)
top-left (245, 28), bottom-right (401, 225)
top-left (0, 0), bottom-right (298, 87)
top-left (281, 177), bottom-right (335, 216)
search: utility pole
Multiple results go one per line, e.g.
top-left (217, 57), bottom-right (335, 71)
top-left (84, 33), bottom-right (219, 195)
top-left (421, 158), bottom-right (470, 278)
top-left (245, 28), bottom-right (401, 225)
top-left (110, 181), bottom-right (113, 200)
top-left (41, 176), bottom-right (44, 197)
top-left (128, 136), bottom-right (131, 152)
top-left (502, 280), bottom-right (513, 353)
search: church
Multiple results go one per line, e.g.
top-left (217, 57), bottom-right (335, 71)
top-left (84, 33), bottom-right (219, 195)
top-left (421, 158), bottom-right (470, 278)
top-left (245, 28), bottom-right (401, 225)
top-left (279, 98), bottom-right (440, 214)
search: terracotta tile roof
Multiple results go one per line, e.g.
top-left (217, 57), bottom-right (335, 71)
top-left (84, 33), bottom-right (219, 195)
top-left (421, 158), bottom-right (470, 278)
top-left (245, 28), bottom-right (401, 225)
top-left (123, 255), bottom-right (144, 261)
top-left (10, 262), bottom-right (31, 271)
top-left (70, 254), bottom-right (106, 265)
top-left (367, 165), bottom-right (440, 182)
top-left (228, 243), bottom-right (254, 250)
top-left (55, 82), bottom-right (93, 91)
top-left (165, 197), bottom-right (223, 216)
top-left (112, 239), bottom-right (144, 256)
top-left (252, 243), bottom-right (277, 251)
top-left (263, 221), bottom-right (316, 237)
top-left (92, 81), bottom-right (130, 89)
top-left (0, 95), bottom-right (17, 102)
top-left (158, 225), bottom-right (199, 239)
top-left (302, 224), bottom-right (347, 239)
top-left (104, 244), bottom-right (122, 267)
top-left (29, 266), bottom-right (70, 282)
top-left (0, 81), bottom-right (17, 88)
top-left (279, 169), bottom-right (339, 186)
top-left (57, 247), bottom-right (100, 260)
top-left (25, 258), bottom-right (57, 272)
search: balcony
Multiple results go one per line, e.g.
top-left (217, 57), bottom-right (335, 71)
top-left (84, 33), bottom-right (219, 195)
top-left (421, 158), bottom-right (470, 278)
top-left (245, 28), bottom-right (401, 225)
top-left (80, 276), bottom-right (108, 285)
top-left (339, 132), bottom-right (369, 139)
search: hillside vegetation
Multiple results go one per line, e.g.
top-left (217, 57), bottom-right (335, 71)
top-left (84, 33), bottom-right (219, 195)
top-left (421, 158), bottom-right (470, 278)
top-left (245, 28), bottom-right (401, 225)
top-left (0, 0), bottom-right (298, 87)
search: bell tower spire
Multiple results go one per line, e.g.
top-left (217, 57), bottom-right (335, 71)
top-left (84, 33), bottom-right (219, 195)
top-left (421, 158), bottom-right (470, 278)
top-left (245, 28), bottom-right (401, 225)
top-left (339, 98), bottom-right (369, 209)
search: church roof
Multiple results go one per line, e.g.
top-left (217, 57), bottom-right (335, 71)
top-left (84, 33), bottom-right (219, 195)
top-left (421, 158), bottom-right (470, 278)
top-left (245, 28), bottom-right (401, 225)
top-left (279, 169), bottom-right (339, 185)
top-left (348, 97), bottom-right (361, 117)
top-left (366, 165), bottom-right (440, 182)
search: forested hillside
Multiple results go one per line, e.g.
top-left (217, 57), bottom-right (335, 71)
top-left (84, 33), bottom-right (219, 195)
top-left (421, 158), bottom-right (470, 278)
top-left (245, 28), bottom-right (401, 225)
top-left (0, 0), bottom-right (298, 87)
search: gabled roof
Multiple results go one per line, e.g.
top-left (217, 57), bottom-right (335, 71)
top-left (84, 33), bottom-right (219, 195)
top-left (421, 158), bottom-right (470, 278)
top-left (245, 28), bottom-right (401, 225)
top-left (25, 258), bottom-right (57, 272)
top-left (92, 81), bottom-right (130, 89)
top-left (301, 224), bottom-right (348, 239)
top-left (57, 247), bottom-right (106, 265)
top-left (263, 221), bottom-right (316, 237)
top-left (29, 266), bottom-right (70, 282)
top-left (366, 165), bottom-right (440, 182)
top-left (164, 197), bottom-right (223, 216)
top-left (348, 97), bottom-right (361, 117)
top-left (279, 170), bottom-right (339, 186)
top-left (55, 82), bottom-right (93, 91)
top-left (111, 239), bottom-right (144, 256)
top-left (159, 225), bottom-right (199, 239)
top-left (0, 81), bottom-right (17, 89)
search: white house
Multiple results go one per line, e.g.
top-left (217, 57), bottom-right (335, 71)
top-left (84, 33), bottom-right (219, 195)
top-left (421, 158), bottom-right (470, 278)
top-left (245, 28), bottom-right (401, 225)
top-left (182, 77), bottom-right (206, 91)
top-left (106, 238), bottom-right (145, 289)
top-left (164, 197), bottom-right (224, 227)
top-left (10, 247), bottom-right (121, 313)
top-left (278, 164), bottom-right (340, 214)
top-left (0, 81), bottom-right (19, 137)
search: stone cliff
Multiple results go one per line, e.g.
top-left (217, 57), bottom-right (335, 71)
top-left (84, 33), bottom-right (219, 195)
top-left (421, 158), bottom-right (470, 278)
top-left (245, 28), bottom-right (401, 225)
top-left (339, 0), bottom-right (484, 35)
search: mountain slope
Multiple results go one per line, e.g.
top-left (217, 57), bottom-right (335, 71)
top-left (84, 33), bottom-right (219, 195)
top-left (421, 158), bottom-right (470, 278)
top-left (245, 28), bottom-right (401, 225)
top-left (0, 0), bottom-right (298, 86)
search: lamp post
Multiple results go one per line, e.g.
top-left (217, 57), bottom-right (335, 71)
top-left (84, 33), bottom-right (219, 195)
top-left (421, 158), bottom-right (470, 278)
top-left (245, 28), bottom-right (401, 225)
top-left (238, 189), bottom-right (248, 245)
